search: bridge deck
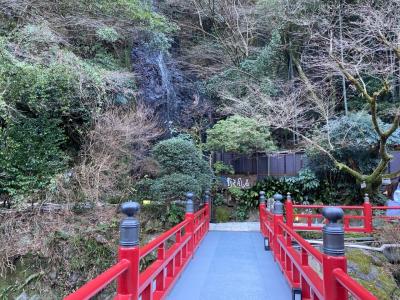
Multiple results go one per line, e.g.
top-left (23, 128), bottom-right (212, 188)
top-left (167, 231), bottom-right (291, 300)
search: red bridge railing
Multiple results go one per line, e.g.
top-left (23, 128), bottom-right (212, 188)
top-left (259, 192), bottom-right (378, 300)
top-left (282, 193), bottom-right (400, 233)
top-left (65, 192), bottom-right (210, 300)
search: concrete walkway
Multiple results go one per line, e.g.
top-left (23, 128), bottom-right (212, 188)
top-left (167, 231), bottom-right (291, 300)
top-left (210, 222), bottom-right (260, 232)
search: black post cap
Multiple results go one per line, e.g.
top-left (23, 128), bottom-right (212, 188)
top-left (273, 193), bottom-right (283, 202)
top-left (364, 194), bottom-right (370, 203)
top-left (259, 191), bottom-right (266, 204)
top-left (120, 201), bottom-right (140, 247)
top-left (204, 190), bottom-right (210, 204)
top-left (186, 192), bottom-right (194, 213)
top-left (322, 207), bottom-right (344, 224)
top-left (322, 207), bottom-right (345, 256)
top-left (121, 202), bottom-right (140, 217)
top-left (273, 193), bottom-right (283, 215)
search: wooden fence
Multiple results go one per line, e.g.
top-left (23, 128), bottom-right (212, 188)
top-left (213, 151), bottom-right (400, 178)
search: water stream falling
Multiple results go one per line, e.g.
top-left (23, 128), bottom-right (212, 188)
top-left (157, 51), bottom-right (176, 130)
top-left (132, 0), bottom-right (209, 133)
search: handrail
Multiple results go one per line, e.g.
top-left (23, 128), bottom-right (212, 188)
top-left (276, 230), bottom-right (325, 298)
top-left (137, 206), bottom-right (209, 299)
top-left (287, 201), bottom-right (400, 233)
top-left (278, 219), bottom-right (322, 262)
top-left (140, 219), bottom-right (189, 258)
top-left (65, 196), bottom-right (210, 300)
top-left (372, 206), bottom-right (400, 209)
top-left (333, 268), bottom-right (376, 300)
top-left (137, 205), bottom-right (208, 298)
top-left (194, 205), bottom-right (206, 218)
top-left (138, 234), bottom-right (192, 295)
top-left (293, 205), bottom-right (364, 209)
top-left (64, 260), bottom-right (130, 300)
top-left (260, 196), bottom-right (378, 300)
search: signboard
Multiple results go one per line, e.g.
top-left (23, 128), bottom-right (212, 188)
top-left (220, 175), bottom-right (257, 189)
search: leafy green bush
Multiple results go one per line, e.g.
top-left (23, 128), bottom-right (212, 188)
top-left (228, 186), bottom-right (245, 200)
top-left (229, 186), bottom-right (253, 221)
top-left (205, 115), bottom-right (276, 154)
top-left (235, 205), bottom-right (248, 221)
top-left (150, 173), bottom-right (202, 202)
top-left (166, 203), bottom-right (185, 226)
top-left (215, 206), bottom-right (231, 223)
top-left (0, 44), bottom-right (118, 144)
top-left (309, 111), bottom-right (400, 175)
top-left (136, 135), bottom-right (213, 202)
top-left (213, 193), bottom-right (225, 206)
top-left (229, 169), bottom-right (325, 218)
top-left (0, 116), bottom-right (67, 200)
top-left (96, 26), bottom-right (120, 43)
top-left (213, 161), bottom-right (234, 175)
top-left (152, 135), bottom-right (213, 192)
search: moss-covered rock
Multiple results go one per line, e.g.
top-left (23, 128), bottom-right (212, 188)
top-left (346, 249), bottom-right (400, 300)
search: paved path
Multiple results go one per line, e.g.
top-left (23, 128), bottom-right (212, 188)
top-left (167, 231), bottom-right (291, 300)
top-left (210, 222), bottom-right (260, 232)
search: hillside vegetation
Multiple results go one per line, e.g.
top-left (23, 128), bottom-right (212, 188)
top-left (1, 0), bottom-right (400, 298)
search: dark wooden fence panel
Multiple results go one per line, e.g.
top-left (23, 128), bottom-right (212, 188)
top-left (213, 152), bottom-right (306, 177)
top-left (213, 151), bottom-right (400, 178)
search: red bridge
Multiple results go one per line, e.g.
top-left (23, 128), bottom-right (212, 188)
top-left (65, 192), bottom-right (398, 300)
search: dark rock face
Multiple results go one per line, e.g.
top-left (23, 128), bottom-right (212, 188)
top-left (132, 31), bottom-right (209, 132)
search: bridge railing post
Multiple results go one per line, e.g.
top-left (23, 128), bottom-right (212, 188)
top-left (185, 192), bottom-right (195, 255)
top-left (363, 194), bottom-right (373, 233)
top-left (116, 201), bottom-right (140, 300)
top-left (322, 207), bottom-right (348, 300)
top-left (259, 191), bottom-right (266, 235)
top-left (204, 190), bottom-right (211, 231)
top-left (285, 192), bottom-right (294, 229)
top-left (272, 193), bottom-right (284, 260)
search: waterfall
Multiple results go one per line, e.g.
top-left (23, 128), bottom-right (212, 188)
top-left (157, 52), bottom-right (176, 131)
top-left (131, 1), bottom-right (209, 132)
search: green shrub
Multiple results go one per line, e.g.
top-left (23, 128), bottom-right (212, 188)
top-left (150, 173), bottom-right (202, 202)
top-left (205, 115), bottom-right (276, 154)
top-left (235, 205), bottom-right (248, 221)
top-left (0, 116), bottom-right (67, 200)
top-left (229, 168), bottom-right (326, 218)
top-left (0, 44), bottom-right (114, 144)
top-left (151, 135), bottom-right (213, 194)
top-left (96, 26), bottom-right (120, 43)
top-left (136, 136), bottom-right (213, 203)
top-left (308, 111), bottom-right (400, 176)
top-left (166, 203), bottom-right (185, 227)
top-left (213, 161), bottom-right (234, 175)
top-left (215, 206), bottom-right (231, 223)
top-left (213, 193), bottom-right (225, 206)
top-left (228, 186), bottom-right (245, 200)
